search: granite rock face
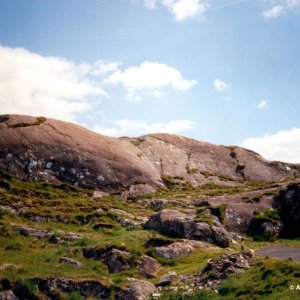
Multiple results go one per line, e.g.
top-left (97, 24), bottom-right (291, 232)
top-left (1, 114), bottom-right (299, 192)
top-left (145, 209), bottom-right (231, 247)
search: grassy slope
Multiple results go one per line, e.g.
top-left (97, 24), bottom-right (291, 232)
top-left (1, 171), bottom-right (300, 299)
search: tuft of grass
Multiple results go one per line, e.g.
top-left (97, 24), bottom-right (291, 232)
top-left (209, 204), bottom-right (228, 224)
top-left (7, 116), bottom-right (46, 129)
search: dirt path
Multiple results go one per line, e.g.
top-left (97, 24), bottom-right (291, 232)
top-left (255, 245), bottom-right (300, 262)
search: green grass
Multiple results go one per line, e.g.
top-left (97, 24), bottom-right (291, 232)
top-left (218, 258), bottom-right (300, 300)
top-left (1, 169), bottom-right (299, 299)
top-left (6, 116), bottom-right (47, 129)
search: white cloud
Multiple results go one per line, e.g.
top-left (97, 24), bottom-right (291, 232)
top-left (144, 0), bottom-right (157, 9)
top-left (0, 45), bottom-right (109, 121)
top-left (143, 0), bottom-right (208, 21)
top-left (241, 128), bottom-right (300, 163)
top-left (256, 100), bottom-right (268, 110)
top-left (94, 119), bottom-right (196, 137)
top-left (284, 0), bottom-right (300, 7)
top-left (105, 61), bottom-right (197, 101)
top-left (262, 1), bottom-right (300, 19)
top-left (214, 79), bottom-right (230, 92)
top-left (263, 5), bottom-right (285, 19)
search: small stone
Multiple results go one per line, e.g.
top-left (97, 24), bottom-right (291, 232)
top-left (59, 257), bottom-right (81, 267)
top-left (156, 271), bottom-right (178, 287)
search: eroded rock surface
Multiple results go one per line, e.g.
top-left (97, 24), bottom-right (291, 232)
top-left (154, 240), bottom-right (207, 259)
top-left (1, 115), bottom-right (299, 192)
top-left (137, 255), bottom-right (162, 278)
top-left (181, 251), bottom-right (253, 289)
top-left (145, 209), bottom-right (231, 247)
top-left (116, 279), bottom-right (157, 300)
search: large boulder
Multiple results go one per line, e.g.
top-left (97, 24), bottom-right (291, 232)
top-left (144, 209), bottom-right (195, 238)
top-left (145, 209), bottom-right (231, 248)
top-left (82, 246), bottom-right (132, 273)
top-left (115, 279), bottom-right (157, 300)
top-left (273, 183), bottom-right (300, 237)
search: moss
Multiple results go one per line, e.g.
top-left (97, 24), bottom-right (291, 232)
top-left (7, 116), bottom-right (46, 129)
top-left (196, 208), bottom-right (213, 225)
top-left (161, 175), bottom-right (177, 188)
top-left (130, 140), bottom-right (142, 146)
top-left (209, 204), bottom-right (228, 224)
top-left (186, 167), bottom-right (199, 174)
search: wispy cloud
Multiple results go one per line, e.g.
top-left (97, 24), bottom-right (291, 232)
top-left (94, 119), bottom-right (196, 137)
top-left (263, 0), bottom-right (300, 19)
top-left (143, 0), bottom-right (209, 21)
top-left (105, 61), bottom-right (197, 101)
top-left (255, 100), bottom-right (268, 110)
top-left (241, 128), bottom-right (300, 163)
top-left (214, 79), bottom-right (230, 92)
top-left (263, 5), bottom-right (285, 19)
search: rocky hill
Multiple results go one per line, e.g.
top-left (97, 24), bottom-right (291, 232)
top-left (1, 114), bottom-right (300, 299)
top-left (0, 114), bottom-right (299, 193)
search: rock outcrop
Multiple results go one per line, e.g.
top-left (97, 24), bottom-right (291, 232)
top-left (145, 209), bottom-right (231, 247)
top-left (273, 183), bottom-right (300, 237)
top-left (82, 246), bottom-right (132, 273)
top-left (115, 279), bottom-right (157, 300)
top-left (181, 251), bottom-right (253, 289)
top-left (130, 134), bottom-right (300, 184)
top-left (36, 278), bottom-right (111, 299)
top-left (154, 240), bottom-right (207, 259)
top-left (1, 114), bottom-right (299, 192)
top-left (0, 114), bottom-right (161, 191)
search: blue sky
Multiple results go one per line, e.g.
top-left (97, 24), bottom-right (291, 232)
top-left (0, 0), bottom-right (300, 163)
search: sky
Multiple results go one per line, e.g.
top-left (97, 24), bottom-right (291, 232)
top-left (0, 0), bottom-right (300, 163)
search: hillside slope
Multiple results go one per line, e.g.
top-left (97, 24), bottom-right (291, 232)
top-left (0, 115), bottom-right (161, 191)
top-left (0, 114), bottom-right (299, 191)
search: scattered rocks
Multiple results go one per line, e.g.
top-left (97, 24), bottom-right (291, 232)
top-left (137, 255), bottom-right (161, 278)
top-left (11, 224), bottom-right (82, 243)
top-left (182, 251), bottom-right (253, 289)
top-left (59, 257), bottom-right (81, 267)
top-left (12, 224), bottom-right (52, 240)
top-left (36, 277), bottom-right (111, 299)
top-left (116, 278), bottom-right (158, 300)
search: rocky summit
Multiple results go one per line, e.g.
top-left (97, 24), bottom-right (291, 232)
top-left (0, 114), bottom-right (299, 193)
top-left (1, 114), bottom-right (300, 299)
